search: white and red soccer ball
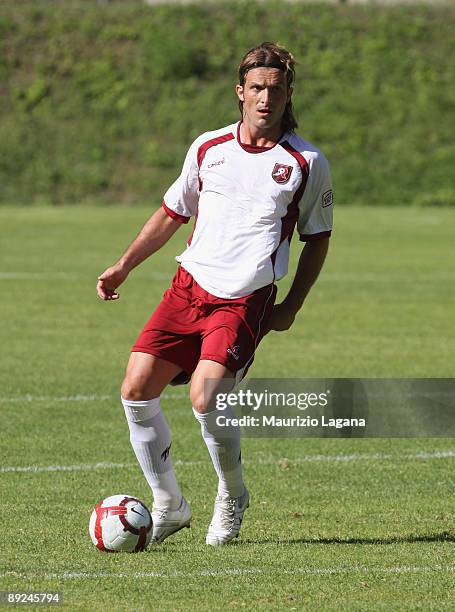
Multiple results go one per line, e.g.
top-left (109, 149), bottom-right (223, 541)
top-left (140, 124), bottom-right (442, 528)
top-left (89, 495), bottom-right (153, 552)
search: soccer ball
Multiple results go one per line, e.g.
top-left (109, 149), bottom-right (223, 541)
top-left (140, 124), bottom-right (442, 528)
top-left (89, 494), bottom-right (153, 552)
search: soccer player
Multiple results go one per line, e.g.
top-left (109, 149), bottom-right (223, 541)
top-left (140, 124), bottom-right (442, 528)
top-left (96, 42), bottom-right (333, 545)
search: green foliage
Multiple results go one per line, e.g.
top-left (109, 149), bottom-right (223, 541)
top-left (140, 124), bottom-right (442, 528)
top-left (0, 0), bottom-right (454, 205)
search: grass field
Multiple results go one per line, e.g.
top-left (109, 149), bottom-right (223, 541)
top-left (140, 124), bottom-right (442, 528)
top-left (1, 205), bottom-right (454, 610)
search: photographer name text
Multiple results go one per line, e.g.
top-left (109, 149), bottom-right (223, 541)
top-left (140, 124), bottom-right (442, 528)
top-left (216, 414), bottom-right (366, 430)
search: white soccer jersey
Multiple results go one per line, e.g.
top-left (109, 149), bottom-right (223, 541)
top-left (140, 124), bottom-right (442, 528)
top-left (162, 122), bottom-right (333, 299)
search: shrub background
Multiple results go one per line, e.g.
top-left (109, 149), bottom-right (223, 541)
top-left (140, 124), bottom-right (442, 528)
top-left (1, 0), bottom-right (454, 206)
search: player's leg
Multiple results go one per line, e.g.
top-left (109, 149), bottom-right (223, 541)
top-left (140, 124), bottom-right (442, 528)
top-left (121, 350), bottom-right (182, 400)
top-left (190, 359), bottom-right (244, 499)
top-left (121, 352), bottom-right (192, 543)
top-left (190, 359), bottom-right (249, 545)
top-left (191, 283), bottom-right (277, 545)
top-left (120, 266), bottom-right (202, 542)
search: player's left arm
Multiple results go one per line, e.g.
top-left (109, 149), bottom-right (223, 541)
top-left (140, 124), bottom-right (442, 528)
top-left (267, 147), bottom-right (333, 332)
top-left (267, 237), bottom-right (329, 332)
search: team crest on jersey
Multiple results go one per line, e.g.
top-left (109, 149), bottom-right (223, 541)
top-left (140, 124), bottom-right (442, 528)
top-left (272, 163), bottom-right (293, 184)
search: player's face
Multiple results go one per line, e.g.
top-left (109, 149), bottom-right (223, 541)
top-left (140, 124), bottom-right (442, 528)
top-left (236, 67), bottom-right (292, 136)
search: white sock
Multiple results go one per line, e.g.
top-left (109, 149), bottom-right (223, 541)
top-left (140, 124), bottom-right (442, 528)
top-left (122, 396), bottom-right (182, 510)
top-left (193, 406), bottom-right (244, 499)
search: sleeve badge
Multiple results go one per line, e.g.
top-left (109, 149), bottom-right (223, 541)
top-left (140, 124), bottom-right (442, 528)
top-left (322, 189), bottom-right (333, 207)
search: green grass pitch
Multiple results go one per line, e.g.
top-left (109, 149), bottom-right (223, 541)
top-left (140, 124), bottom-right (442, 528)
top-left (0, 205), bottom-right (454, 610)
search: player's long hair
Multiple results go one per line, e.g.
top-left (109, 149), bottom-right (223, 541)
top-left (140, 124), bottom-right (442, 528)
top-left (238, 42), bottom-right (298, 134)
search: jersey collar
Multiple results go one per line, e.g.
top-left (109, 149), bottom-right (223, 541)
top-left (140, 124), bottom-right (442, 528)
top-left (236, 122), bottom-right (286, 154)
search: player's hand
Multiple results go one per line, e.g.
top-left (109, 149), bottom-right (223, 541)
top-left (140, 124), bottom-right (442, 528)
top-left (96, 263), bottom-right (129, 301)
top-left (265, 303), bottom-right (296, 333)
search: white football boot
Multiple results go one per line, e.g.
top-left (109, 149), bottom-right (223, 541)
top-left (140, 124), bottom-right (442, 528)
top-left (151, 496), bottom-right (192, 544)
top-left (206, 488), bottom-right (249, 546)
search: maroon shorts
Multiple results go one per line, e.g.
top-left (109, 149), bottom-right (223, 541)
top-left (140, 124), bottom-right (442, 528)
top-left (132, 266), bottom-right (277, 382)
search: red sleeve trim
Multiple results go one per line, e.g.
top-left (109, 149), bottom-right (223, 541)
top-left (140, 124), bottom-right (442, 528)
top-left (299, 230), bottom-right (331, 242)
top-left (197, 132), bottom-right (235, 168)
top-left (162, 199), bottom-right (190, 224)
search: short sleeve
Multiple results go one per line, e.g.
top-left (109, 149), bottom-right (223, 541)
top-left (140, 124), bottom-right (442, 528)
top-left (297, 153), bottom-right (333, 241)
top-left (162, 139), bottom-right (200, 224)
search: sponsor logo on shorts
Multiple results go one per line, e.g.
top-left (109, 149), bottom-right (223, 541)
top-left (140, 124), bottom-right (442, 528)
top-left (322, 189), bottom-right (333, 207)
top-left (227, 345), bottom-right (241, 361)
top-left (272, 163), bottom-right (293, 184)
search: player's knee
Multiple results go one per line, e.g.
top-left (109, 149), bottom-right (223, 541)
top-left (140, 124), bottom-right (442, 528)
top-left (190, 389), bottom-right (208, 414)
top-left (191, 381), bottom-right (232, 414)
top-left (120, 377), bottom-right (150, 402)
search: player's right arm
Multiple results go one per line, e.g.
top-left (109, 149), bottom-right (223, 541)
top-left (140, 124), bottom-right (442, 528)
top-left (97, 135), bottom-right (201, 301)
top-left (96, 207), bottom-right (182, 301)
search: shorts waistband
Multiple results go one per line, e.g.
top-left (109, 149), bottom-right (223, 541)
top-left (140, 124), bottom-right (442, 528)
top-left (174, 265), bottom-right (275, 304)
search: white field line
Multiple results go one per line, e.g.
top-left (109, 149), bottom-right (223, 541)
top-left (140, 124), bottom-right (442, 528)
top-left (322, 272), bottom-right (455, 282)
top-left (1, 450), bottom-right (454, 475)
top-left (0, 272), bottom-right (79, 280)
top-left (0, 394), bottom-right (114, 403)
top-left (143, 0), bottom-right (455, 7)
top-left (2, 391), bottom-right (454, 404)
top-left (0, 462), bottom-right (137, 474)
top-left (0, 393), bottom-right (185, 403)
top-left (0, 271), bottom-right (170, 281)
top-left (2, 271), bottom-right (453, 282)
top-left (1, 565), bottom-right (454, 580)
